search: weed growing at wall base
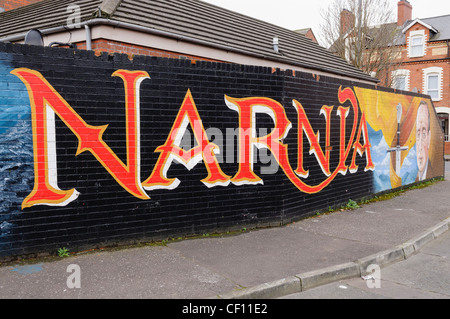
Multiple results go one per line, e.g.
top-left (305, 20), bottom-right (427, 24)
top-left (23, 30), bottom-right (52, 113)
top-left (346, 199), bottom-right (360, 209)
top-left (58, 247), bottom-right (70, 258)
top-left (315, 177), bottom-right (444, 215)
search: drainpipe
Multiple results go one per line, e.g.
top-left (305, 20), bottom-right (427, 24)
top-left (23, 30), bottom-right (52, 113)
top-left (447, 39), bottom-right (449, 58)
top-left (85, 24), bottom-right (92, 50)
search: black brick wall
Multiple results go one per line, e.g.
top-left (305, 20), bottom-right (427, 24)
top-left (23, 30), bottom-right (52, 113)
top-left (0, 43), bottom-right (444, 259)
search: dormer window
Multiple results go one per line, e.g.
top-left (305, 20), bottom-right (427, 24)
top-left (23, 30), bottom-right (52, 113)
top-left (410, 35), bottom-right (424, 57)
top-left (409, 30), bottom-right (426, 57)
top-left (403, 19), bottom-right (438, 58)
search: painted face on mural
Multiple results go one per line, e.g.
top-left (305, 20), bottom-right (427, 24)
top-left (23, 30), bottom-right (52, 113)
top-left (416, 102), bottom-right (431, 180)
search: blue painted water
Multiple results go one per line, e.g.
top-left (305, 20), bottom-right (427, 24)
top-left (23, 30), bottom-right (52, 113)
top-left (0, 54), bottom-right (34, 253)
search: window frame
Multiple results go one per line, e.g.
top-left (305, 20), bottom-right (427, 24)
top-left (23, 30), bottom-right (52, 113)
top-left (391, 69), bottom-right (410, 91)
top-left (409, 30), bottom-right (426, 58)
top-left (426, 74), bottom-right (439, 100)
top-left (410, 36), bottom-right (424, 57)
top-left (395, 76), bottom-right (407, 90)
top-left (423, 67), bottom-right (443, 101)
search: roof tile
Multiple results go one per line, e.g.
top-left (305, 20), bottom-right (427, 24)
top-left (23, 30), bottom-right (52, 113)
top-left (0, 0), bottom-right (378, 82)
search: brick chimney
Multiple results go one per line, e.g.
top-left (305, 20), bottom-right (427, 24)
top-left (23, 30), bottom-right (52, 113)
top-left (340, 9), bottom-right (355, 35)
top-left (397, 0), bottom-right (413, 26)
top-left (0, 0), bottom-right (44, 12)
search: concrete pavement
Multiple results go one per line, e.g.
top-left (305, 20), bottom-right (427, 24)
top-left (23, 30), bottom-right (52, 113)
top-left (0, 162), bottom-right (449, 299)
top-left (281, 230), bottom-right (450, 299)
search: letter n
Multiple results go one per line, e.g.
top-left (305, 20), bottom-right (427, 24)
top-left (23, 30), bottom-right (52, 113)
top-left (293, 101), bottom-right (333, 178)
top-left (12, 68), bottom-right (150, 209)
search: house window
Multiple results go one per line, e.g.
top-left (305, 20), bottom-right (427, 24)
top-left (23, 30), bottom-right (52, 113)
top-left (411, 36), bottom-right (424, 56)
top-left (409, 30), bottom-right (426, 58)
top-left (427, 74), bottom-right (439, 99)
top-left (394, 76), bottom-right (406, 90)
top-left (423, 67), bottom-right (443, 101)
top-left (391, 69), bottom-right (410, 91)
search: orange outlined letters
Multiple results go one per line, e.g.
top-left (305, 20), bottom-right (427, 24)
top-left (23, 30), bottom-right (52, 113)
top-left (13, 68), bottom-right (150, 209)
top-left (13, 68), bottom-right (374, 209)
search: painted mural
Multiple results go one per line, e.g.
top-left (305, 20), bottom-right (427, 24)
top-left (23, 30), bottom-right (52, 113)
top-left (0, 44), bottom-right (444, 258)
top-left (355, 88), bottom-right (442, 192)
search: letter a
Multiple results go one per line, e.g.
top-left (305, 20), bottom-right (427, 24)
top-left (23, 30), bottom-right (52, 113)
top-left (143, 90), bottom-right (230, 190)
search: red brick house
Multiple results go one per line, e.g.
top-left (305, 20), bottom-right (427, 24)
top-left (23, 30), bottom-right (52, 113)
top-left (294, 28), bottom-right (318, 44)
top-left (389, 1), bottom-right (450, 154)
top-left (336, 0), bottom-right (450, 154)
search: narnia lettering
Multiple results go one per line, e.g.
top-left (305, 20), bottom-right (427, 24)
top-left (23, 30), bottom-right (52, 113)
top-left (12, 68), bottom-right (374, 209)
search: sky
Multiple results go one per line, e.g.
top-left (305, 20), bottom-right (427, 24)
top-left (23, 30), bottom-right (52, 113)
top-left (201, 0), bottom-right (450, 45)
